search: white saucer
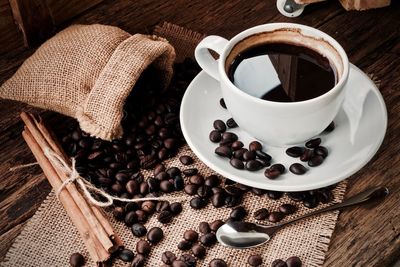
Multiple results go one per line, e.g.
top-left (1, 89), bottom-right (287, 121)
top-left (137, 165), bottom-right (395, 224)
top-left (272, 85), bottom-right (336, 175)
top-left (180, 64), bottom-right (387, 191)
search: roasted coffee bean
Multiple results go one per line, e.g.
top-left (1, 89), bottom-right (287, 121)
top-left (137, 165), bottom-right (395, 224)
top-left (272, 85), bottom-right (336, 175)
top-left (272, 259), bottom-right (288, 267)
top-left (268, 163), bottom-right (285, 173)
top-left (160, 180), bottom-right (174, 193)
top-left (205, 175), bottom-right (220, 187)
top-left (246, 160), bottom-right (263, 171)
top-left (303, 196), bottom-right (319, 208)
top-left (226, 118), bottom-right (238, 128)
top-left (131, 223), bottom-right (147, 237)
top-left (279, 204), bottom-right (297, 215)
top-left (124, 211), bottom-right (138, 226)
top-left (136, 240), bottom-right (151, 255)
top-left (255, 150), bottom-right (271, 161)
top-left (286, 256), bottom-right (302, 267)
top-left (147, 177), bottom-right (159, 192)
top-left (178, 240), bottom-right (192, 250)
top-left (209, 259), bottom-right (227, 267)
top-left (289, 163), bottom-right (307, 175)
top-left (180, 254), bottom-right (196, 267)
top-left (243, 150), bottom-right (256, 161)
top-left (197, 185), bottom-right (212, 198)
top-left (162, 251), bottom-right (177, 265)
top-left (211, 192), bottom-right (226, 208)
top-left (268, 211), bottom-right (285, 223)
top-left (225, 185), bottom-right (243, 196)
top-left (200, 233), bottom-right (217, 247)
top-left (164, 138), bottom-right (178, 149)
top-left (231, 140), bottom-right (244, 150)
top-left (154, 163), bottom-right (166, 175)
top-left (248, 254), bottom-right (263, 266)
top-left (266, 190), bottom-right (283, 199)
top-left (156, 201), bottom-right (170, 212)
top-left (251, 187), bottom-right (266, 195)
top-left (179, 155), bottom-right (193, 165)
top-left (314, 146), bottom-right (328, 158)
top-left (155, 171), bottom-right (169, 181)
top-left (324, 121), bottom-right (335, 133)
top-left (139, 182), bottom-right (149, 195)
top-left (213, 120), bottom-right (227, 132)
top-left (183, 168), bottom-right (198, 176)
top-left (158, 210), bottom-right (173, 224)
top-left (249, 141), bottom-right (262, 151)
top-left (233, 148), bottom-right (247, 160)
top-left (210, 220), bottom-right (224, 232)
top-left (190, 197), bottom-right (207, 209)
top-left (158, 148), bottom-right (169, 160)
top-left (209, 130), bottom-right (222, 143)
top-left (308, 155), bottom-right (324, 167)
top-left (69, 252), bottom-right (85, 267)
top-left (135, 210), bottom-right (148, 223)
top-left (300, 149), bottom-right (314, 162)
top-left (172, 260), bottom-right (188, 267)
top-left (211, 186), bottom-right (223, 194)
top-left (288, 192), bottom-right (304, 202)
top-left (225, 194), bottom-right (242, 207)
top-left (115, 172), bottom-right (129, 183)
top-left (141, 201), bottom-right (155, 214)
top-left (199, 222), bottom-right (211, 234)
top-left (264, 167), bottom-right (281, 179)
top-left (305, 138), bottom-right (321, 148)
top-left (125, 202), bottom-right (139, 213)
top-left (230, 206), bottom-right (247, 220)
top-left (98, 177), bottom-right (113, 186)
top-left (131, 254), bottom-right (145, 267)
top-left (140, 155), bottom-right (157, 169)
top-left (113, 206), bottom-right (125, 221)
top-left (189, 174), bottom-right (205, 185)
top-left (174, 176), bottom-right (185, 190)
top-left (215, 146), bottom-right (232, 158)
top-left (286, 146), bottom-right (304, 157)
top-left (230, 158), bottom-right (244, 169)
top-left (183, 229), bottom-right (198, 242)
top-left (170, 202), bottom-right (183, 215)
top-left (192, 244), bottom-right (206, 259)
top-left (184, 184), bottom-right (199, 196)
top-left (318, 190), bottom-right (333, 203)
top-left (221, 132), bottom-right (238, 144)
top-left (118, 249), bottom-right (134, 262)
top-left (254, 208), bottom-right (269, 220)
top-left (166, 167), bottom-right (181, 177)
top-left (219, 98), bottom-right (227, 109)
top-left (147, 227), bottom-right (163, 244)
top-left (111, 183), bottom-right (124, 194)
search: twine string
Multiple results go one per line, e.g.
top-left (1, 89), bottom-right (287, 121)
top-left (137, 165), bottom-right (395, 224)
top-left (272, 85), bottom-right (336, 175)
top-left (43, 147), bottom-right (184, 207)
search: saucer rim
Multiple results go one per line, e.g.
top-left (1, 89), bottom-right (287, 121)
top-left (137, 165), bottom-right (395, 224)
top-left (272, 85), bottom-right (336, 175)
top-left (180, 64), bottom-right (387, 191)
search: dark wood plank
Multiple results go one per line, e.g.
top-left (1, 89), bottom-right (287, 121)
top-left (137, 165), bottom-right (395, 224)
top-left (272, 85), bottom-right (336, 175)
top-left (8, 0), bottom-right (55, 47)
top-left (0, 0), bottom-right (24, 55)
top-left (0, 0), bottom-right (399, 265)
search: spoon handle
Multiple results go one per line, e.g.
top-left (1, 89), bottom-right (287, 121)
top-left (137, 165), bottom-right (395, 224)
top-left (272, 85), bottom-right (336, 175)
top-left (277, 186), bottom-right (389, 228)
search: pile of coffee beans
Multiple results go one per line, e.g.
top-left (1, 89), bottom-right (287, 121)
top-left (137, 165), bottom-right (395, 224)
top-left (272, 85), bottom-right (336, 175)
top-left (212, 98), bottom-right (334, 177)
top-left (271, 256), bottom-right (302, 267)
top-left (163, 221), bottom-right (225, 267)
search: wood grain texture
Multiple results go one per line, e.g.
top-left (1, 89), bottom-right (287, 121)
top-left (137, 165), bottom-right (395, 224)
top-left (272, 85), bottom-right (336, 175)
top-left (0, 0), bottom-right (24, 55)
top-left (0, 0), bottom-right (399, 265)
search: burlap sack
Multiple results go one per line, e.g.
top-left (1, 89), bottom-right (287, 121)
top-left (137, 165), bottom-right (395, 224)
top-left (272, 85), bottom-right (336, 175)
top-left (0, 24), bottom-right (176, 141)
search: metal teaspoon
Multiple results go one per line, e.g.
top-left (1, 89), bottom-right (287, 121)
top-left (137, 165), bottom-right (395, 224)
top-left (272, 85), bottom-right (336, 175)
top-left (216, 186), bottom-right (389, 249)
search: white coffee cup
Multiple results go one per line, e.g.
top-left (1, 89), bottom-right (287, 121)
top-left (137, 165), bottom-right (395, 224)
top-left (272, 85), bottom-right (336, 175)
top-left (195, 23), bottom-right (361, 147)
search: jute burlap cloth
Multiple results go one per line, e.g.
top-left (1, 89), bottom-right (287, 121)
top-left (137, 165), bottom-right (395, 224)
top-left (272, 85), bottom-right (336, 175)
top-left (2, 23), bottom-right (348, 267)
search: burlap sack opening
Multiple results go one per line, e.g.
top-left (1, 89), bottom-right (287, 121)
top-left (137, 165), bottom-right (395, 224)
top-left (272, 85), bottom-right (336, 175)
top-left (0, 24), bottom-right (176, 140)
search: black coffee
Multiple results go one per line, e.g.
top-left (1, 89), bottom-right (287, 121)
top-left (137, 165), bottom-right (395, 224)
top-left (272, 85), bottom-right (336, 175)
top-left (228, 42), bottom-right (337, 102)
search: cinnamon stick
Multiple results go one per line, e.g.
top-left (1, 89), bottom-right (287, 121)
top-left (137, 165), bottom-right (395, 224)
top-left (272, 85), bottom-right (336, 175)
top-left (20, 112), bottom-right (114, 253)
top-left (22, 129), bottom-right (108, 262)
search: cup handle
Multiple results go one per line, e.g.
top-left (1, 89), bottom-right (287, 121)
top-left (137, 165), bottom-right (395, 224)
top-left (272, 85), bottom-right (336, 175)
top-left (195, 36), bottom-right (229, 81)
top-left (342, 68), bottom-right (373, 144)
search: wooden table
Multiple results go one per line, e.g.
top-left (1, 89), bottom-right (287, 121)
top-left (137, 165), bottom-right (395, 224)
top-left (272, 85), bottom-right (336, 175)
top-left (0, 0), bottom-right (399, 266)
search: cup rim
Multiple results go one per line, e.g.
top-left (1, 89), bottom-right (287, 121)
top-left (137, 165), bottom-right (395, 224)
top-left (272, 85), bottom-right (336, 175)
top-left (218, 23), bottom-right (349, 106)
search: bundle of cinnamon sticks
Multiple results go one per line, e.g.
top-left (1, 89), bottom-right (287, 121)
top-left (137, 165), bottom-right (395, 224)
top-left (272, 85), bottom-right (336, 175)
top-left (20, 112), bottom-right (123, 264)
